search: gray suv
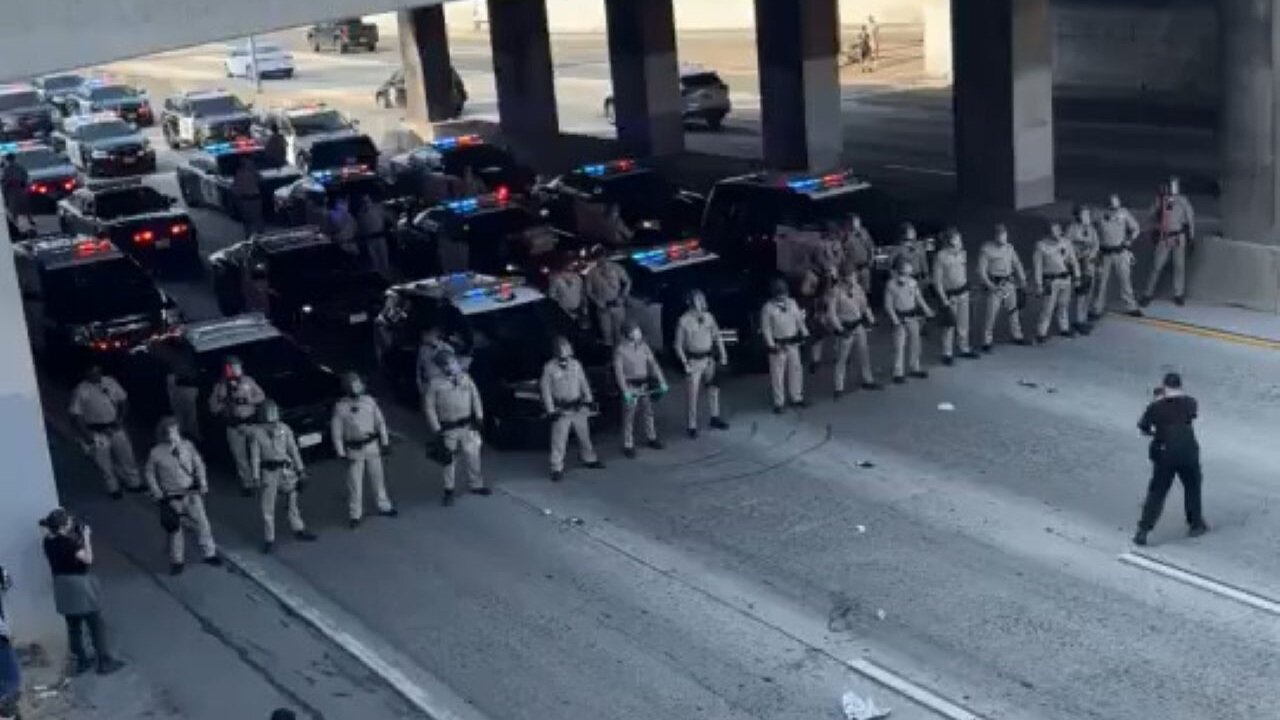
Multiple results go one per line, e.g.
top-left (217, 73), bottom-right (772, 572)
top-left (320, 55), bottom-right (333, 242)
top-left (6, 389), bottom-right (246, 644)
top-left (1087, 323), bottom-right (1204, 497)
top-left (604, 66), bottom-right (731, 131)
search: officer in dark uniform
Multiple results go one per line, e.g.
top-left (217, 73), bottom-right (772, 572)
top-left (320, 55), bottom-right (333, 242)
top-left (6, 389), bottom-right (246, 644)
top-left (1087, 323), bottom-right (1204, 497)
top-left (263, 122), bottom-right (288, 167)
top-left (1133, 372), bottom-right (1207, 546)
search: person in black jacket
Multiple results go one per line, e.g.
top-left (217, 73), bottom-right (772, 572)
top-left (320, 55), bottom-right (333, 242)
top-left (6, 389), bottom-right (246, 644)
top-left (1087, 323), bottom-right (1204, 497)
top-left (1133, 373), bottom-right (1207, 546)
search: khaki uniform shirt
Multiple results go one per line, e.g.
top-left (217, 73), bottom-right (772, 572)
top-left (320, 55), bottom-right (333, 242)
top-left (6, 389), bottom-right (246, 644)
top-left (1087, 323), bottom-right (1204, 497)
top-left (250, 422), bottom-right (304, 478)
top-left (674, 310), bottom-right (726, 363)
top-left (584, 260), bottom-right (630, 308)
top-left (1066, 221), bottom-right (1100, 268)
top-left (760, 298), bottom-right (807, 348)
top-left (209, 376), bottom-right (266, 421)
top-left (826, 282), bottom-right (872, 329)
top-left (977, 242), bottom-right (1026, 286)
top-left (541, 358), bottom-right (593, 413)
top-left (548, 271), bottom-right (584, 313)
top-left (330, 395), bottom-right (389, 453)
top-left (424, 374), bottom-right (483, 433)
top-left (145, 440), bottom-right (207, 496)
top-left (1098, 208), bottom-right (1140, 249)
top-left (1151, 194), bottom-right (1195, 237)
top-left (932, 247), bottom-right (968, 292)
top-left (884, 276), bottom-right (929, 318)
top-left (69, 378), bottom-right (127, 425)
top-left (1033, 237), bottom-right (1079, 284)
top-left (614, 340), bottom-right (665, 389)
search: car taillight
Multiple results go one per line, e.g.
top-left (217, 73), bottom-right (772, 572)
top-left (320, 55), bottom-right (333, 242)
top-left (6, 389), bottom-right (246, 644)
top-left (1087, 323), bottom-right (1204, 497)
top-left (28, 182), bottom-right (48, 194)
top-left (133, 229), bottom-right (155, 245)
top-left (169, 223), bottom-right (189, 236)
top-left (62, 178), bottom-right (76, 192)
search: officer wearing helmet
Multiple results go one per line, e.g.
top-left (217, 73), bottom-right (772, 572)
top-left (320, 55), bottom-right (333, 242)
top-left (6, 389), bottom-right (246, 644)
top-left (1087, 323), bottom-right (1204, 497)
top-left (674, 289), bottom-right (730, 438)
top-left (331, 372), bottom-right (396, 527)
top-left (424, 353), bottom-right (490, 505)
top-left (540, 336), bottom-right (604, 482)
top-left (884, 254), bottom-right (934, 383)
top-left (69, 365), bottom-right (143, 499)
top-left (584, 246), bottom-right (632, 347)
top-left (826, 262), bottom-right (880, 398)
top-left (760, 278), bottom-right (808, 412)
top-left (614, 320), bottom-right (667, 457)
top-left (250, 401), bottom-right (317, 553)
top-left (208, 355), bottom-right (266, 496)
top-left (932, 227), bottom-right (978, 365)
top-left (1142, 176), bottom-right (1195, 307)
top-left (144, 417), bottom-right (220, 575)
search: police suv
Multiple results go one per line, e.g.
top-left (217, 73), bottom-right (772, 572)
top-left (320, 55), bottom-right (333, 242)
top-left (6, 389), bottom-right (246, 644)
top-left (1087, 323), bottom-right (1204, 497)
top-left (0, 140), bottom-right (78, 213)
top-left (57, 178), bottom-right (197, 270)
top-left (175, 138), bottom-right (302, 220)
top-left (34, 74), bottom-right (85, 117)
top-left (159, 89), bottom-right (254, 149)
top-left (0, 84), bottom-right (56, 141)
top-left (64, 80), bottom-right (154, 127)
top-left (273, 162), bottom-right (385, 227)
top-left (251, 103), bottom-right (359, 169)
top-left (208, 227), bottom-right (387, 331)
top-left (123, 313), bottom-right (341, 455)
top-left (372, 273), bottom-right (611, 447)
top-left (604, 65), bottom-right (731, 131)
top-left (538, 158), bottom-right (705, 245)
top-left (51, 113), bottom-right (155, 178)
top-left (386, 134), bottom-right (533, 198)
top-left (14, 235), bottom-right (179, 367)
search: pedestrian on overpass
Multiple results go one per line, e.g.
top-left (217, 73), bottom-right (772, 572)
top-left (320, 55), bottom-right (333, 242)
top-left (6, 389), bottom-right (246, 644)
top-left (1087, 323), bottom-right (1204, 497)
top-left (1141, 176), bottom-right (1196, 308)
top-left (233, 157), bottom-right (265, 239)
top-left (1133, 373), bottom-right (1208, 546)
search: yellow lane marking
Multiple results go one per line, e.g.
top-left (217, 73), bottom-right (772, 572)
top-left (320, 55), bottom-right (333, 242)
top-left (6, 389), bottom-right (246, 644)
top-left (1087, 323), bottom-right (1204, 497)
top-left (1121, 314), bottom-right (1280, 351)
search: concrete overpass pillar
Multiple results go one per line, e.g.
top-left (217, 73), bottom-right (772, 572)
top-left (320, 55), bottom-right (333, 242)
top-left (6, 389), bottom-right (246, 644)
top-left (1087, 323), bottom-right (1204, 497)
top-left (604, 0), bottom-right (684, 157)
top-left (397, 6), bottom-right (458, 124)
top-left (487, 0), bottom-right (559, 138)
top-left (0, 215), bottom-right (65, 655)
top-left (922, 0), bottom-right (952, 80)
top-left (952, 0), bottom-right (1054, 209)
top-left (752, 0), bottom-right (842, 172)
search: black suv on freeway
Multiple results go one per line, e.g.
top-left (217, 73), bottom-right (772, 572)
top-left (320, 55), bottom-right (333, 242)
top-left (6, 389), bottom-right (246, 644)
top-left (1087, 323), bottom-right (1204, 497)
top-left (386, 134), bottom-right (533, 198)
top-left (0, 84), bottom-right (56, 141)
top-left (372, 273), bottom-right (613, 448)
top-left (14, 234), bottom-right (179, 371)
top-left (65, 80), bottom-right (155, 127)
top-left (160, 89), bottom-right (254, 149)
top-left (274, 162), bottom-right (387, 226)
top-left (123, 313), bottom-right (341, 456)
top-left (538, 158), bottom-right (704, 243)
top-left (52, 113), bottom-right (155, 178)
top-left (57, 179), bottom-right (197, 270)
top-left (208, 227), bottom-right (387, 332)
top-left (175, 138), bottom-right (303, 221)
top-left (0, 140), bottom-right (79, 213)
top-left (34, 74), bottom-right (85, 117)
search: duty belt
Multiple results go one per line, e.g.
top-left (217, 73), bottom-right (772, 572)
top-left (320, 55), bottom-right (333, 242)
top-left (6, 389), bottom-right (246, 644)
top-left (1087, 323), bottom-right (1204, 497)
top-left (87, 421), bottom-right (119, 433)
top-left (625, 377), bottom-right (652, 388)
top-left (439, 417), bottom-right (474, 431)
top-left (1100, 245), bottom-right (1130, 255)
top-left (686, 350), bottom-right (714, 360)
top-left (944, 284), bottom-right (970, 298)
top-left (260, 459), bottom-right (291, 471)
top-left (345, 433), bottom-right (380, 447)
top-left (1043, 272), bottom-right (1071, 281)
top-left (989, 274), bottom-right (1012, 283)
top-left (555, 399), bottom-right (588, 411)
top-left (896, 308), bottom-right (923, 318)
top-left (773, 335), bottom-right (803, 346)
top-left (834, 319), bottom-right (865, 334)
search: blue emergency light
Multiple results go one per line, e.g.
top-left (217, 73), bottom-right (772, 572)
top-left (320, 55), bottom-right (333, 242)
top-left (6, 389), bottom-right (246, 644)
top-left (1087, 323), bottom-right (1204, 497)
top-left (0, 140), bottom-right (42, 153)
top-left (786, 171), bottom-right (854, 192)
top-left (579, 159), bottom-right (635, 177)
top-left (310, 164), bottom-right (372, 184)
top-left (630, 239), bottom-right (702, 267)
top-left (444, 188), bottom-right (511, 215)
top-left (205, 139), bottom-right (259, 155)
top-left (430, 134), bottom-right (482, 151)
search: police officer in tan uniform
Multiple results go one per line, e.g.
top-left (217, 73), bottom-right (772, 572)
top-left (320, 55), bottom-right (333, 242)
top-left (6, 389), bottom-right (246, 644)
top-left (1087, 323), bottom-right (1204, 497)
top-left (894, 222), bottom-right (930, 286)
top-left (826, 264), bottom-right (880, 398)
top-left (584, 250), bottom-right (632, 347)
top-left (1142, 176), bottom-right (1196, 307)
top-left (1033, 223), bottom-right (1081, 343)
top-left (415, 328), bottom-right (456, 401)
top-left (840, 214), bottom-right (875, 291)
top-left (331, 373), bottom-right (397, 526)
top-left (799, 255), bottom-right (837, 374)
top-left (884, 256), bottom-right (934, 382)
top-left (674, 290), bottom-right (730, 438)
top-left (614, 321), bottom-right (667, 457)
top-left (760, 278), bottom-right (809, 412)
top-left (208, 355), bottom-right (266, 496)
top-left (1092, 194), bottom-right (1143, 319)
top-left (1065, 205), bottom-right (1101, 334)
top-left (932, 228), bottom-right (978, 365)
top-left (144, 417), bottom-right (221, 575)
top-left (541, 337), bottom-right (604, 482)
top-left (69, 366), bottom-right (142, 499)
top-left (424, 355), bottom-right (490, 505)
top-left (977, 224), bottom-right (1029, 351)
top-left (250, 401), bottom-right (317, 553)
top-left (547, 264), bottom-right (587, 324)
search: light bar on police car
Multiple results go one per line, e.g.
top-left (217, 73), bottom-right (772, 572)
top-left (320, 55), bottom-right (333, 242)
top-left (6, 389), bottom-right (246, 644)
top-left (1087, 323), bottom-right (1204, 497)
top-left (785, 170), bottom-right (861, 192)
top-left (310, 164), bottom-right (373, 183)
top-left (0, 140), bottom-right (46, 153)
top-left (430, 134), bottom-right (482, 150)
top-left (204, 138), bottom-right (260, 155)
top-left (579, 159), bottom-right (636, 177)
top-left (629, 238), bottom-right (704, 266)
top-left (443, 187), bottom-right (511, 215)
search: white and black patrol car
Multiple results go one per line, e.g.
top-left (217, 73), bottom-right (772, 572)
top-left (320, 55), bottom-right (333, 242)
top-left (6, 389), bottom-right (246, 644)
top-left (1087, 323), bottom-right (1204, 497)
top-left (50, 113), bottom-right (155, 178)
top-left (250, 103), bottom-right (360, 169)
top-left (0, 139), bottom-right (79, 213)
top-left (57, 178), bottom-right (197, 271)
top-left (159, 89), bottom-right (254, 149)
top-left (64, 79), bottom-right (154, 127)
top-left (175, 138), bottom-right (302, 221)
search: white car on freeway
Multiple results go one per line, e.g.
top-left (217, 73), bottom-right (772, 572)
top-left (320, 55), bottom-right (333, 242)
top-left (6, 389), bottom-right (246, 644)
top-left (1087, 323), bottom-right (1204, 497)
top-left (224, 42), bottom-right (295, 80)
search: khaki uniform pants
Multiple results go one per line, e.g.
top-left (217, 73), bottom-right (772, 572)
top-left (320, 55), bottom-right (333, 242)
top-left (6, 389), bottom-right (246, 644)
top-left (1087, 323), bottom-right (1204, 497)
top-left (1074, 269), bottom-right (1096, 324)
top-left (833, 328), bottom-right (874, 391)
top-left (1145, 235), bottom-right (1187, 299)
top-left (167, 494), bottom-right (216, 564)
top-left (983, 283), bottom-right (1024, 345)
top-left (892, 316), bottom-right (923, 377)
top-left (1093, 251), bottom-right (1138, 313)
top-left (1037, 278), bottom-right (1073, 337)
top-left (88, 428), bottom-right (140, 494)
top-left (441, 427), bottom-right (483, 490)
top-left (226, 424), bottom-right (256, 490)
top-left (261, 470), bottom-right (305, 543)
top-left (596, 303), bottom-right (626, 346)
top-left (768, 344), bottom-right (804, 407)
top-left (621, 392), bottom-right (657, 448)
top-left (685, 357), bottom-right (721, 429)
top-left (345, 444), bottom-right (392, 520)
top-left (941, 292), bottom-right (971, 357)
top-left (549, 410), bottom-right (596, 472)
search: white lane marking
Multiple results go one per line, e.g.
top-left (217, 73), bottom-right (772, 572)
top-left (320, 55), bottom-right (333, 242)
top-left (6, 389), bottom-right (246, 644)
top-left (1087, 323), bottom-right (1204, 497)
top-left (1119, 551), bottom-right (1280, 616)
top-left (882, 164), bottom-right (956, 177)
top-left (846, 658), bottom-right (985, 720)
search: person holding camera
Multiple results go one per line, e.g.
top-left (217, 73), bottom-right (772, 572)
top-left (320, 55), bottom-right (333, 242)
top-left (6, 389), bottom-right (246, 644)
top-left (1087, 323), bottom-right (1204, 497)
top-left (144, 418), bottom-right (221, 575)
top-left (1133, 373), bottom-right (1208, 546)
top-left (0, 565), bottom-right (20, 718)
top-left (39, 509), bottom-right (124, 676)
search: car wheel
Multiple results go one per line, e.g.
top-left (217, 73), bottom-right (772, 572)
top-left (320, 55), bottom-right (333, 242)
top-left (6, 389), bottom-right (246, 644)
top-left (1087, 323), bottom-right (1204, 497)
top-left (604, 99), bottom-right (616, 126)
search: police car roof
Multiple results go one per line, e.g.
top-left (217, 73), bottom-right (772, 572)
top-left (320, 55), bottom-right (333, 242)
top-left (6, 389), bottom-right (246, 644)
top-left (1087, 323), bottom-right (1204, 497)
top-left (0, 140), bottom-right (53, 155)
top-left (394, 272), bottom-right (545, 315)
top-left (251, 227), bottom-right (329, 253)
top-left (82, 177), bottom-right (146, 194)
top-left (720, 169), bottom-right (871, 197)
top-left (0, 83), bottom-right (37, 95)
top-left (183, 88), bottom-right (236, 100)
top-left (183, 313), bottom-right (282, 352)
top-left (17, 235), bottom-right (125, 268)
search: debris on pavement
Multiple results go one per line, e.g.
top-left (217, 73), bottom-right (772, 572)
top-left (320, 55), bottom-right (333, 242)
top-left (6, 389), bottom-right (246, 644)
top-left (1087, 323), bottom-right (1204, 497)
top-left (875, 609), bottom-right (887, 621)
top-left (855, 524), bottom-right (867, 534)
top-left (1017, 379), bottom-right (1039, 389)
top-left (842, 689), bottom-right (892, 719)
top-left (856, 460), bottom-right (875, 469)
top-left (937, 402), bottom-right (956, 412)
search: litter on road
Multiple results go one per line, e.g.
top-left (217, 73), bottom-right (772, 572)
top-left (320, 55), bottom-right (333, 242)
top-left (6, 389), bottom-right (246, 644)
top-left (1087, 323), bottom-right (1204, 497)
top-left (937, 402), bottom-right (956, 412)
top-left (842, 689), bottom-right (892, 719)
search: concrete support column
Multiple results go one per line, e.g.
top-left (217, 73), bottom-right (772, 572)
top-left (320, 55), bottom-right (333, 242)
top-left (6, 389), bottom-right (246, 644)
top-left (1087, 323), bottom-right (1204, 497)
top-left (753, 0), bottom-right (842, 172)
top-left (604, 0), bottom-right (684, 157)
top-left (1220, 0), bottom-right (1280, 245)
top-left (398, 6), bottom-right (458, 124)
top-left (487, 0), bottom-right (559, 138)
top-left (922, 0), bottom-right (952, 80)
top-left (952, 0), bottom-right (1054, 209)
top-left (0, 213), bottom-right (64, 653)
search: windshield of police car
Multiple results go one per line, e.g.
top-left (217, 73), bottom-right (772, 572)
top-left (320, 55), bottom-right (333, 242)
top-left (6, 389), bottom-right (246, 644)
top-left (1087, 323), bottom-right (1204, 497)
top-left (460, 300), bottom-right (556, 381)
top-left (190, 95), bottom-right (248, 117)
top-left (13, 148), bottom-right (67, 171)
top-left (288, 110), bottom-right (348, 136)
top-left (94, 187), bottom-right (171, 219)
top-left (86, 85), bottom-right (140, 102)
top-left (0, 91), bottom-right (41, 111)
top-left (44, 258), bottom-right (158, 323)
top-left (77, 119), bottom-right (135, 142)
top-left (307, 136), bottom-right (378, 171)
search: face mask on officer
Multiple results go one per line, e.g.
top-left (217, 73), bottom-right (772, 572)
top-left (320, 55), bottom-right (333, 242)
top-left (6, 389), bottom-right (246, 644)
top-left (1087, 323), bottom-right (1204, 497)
top-left (898, 262), bottom-right (914, 279)
top-left (948, 232), bottom-right (962, 250)
top-left (901, 224), bottom-right (917, 242)
top-left (995, 225), bottom-right (1008, 244)
top-left (627, 326), bottom-right (643, 343)
top-left (444, 358), bottom-right (461, 378)
top-left (1050, 224), bottom-right (1064, 240)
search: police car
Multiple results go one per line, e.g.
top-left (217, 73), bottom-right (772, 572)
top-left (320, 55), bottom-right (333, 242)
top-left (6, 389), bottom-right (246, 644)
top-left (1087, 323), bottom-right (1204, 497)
top-left (604, 65), bottom-right (731, 131)
top-left (386, 134), bottom-right (533, 198)
top-left (159, 89), bottom-right (253, 149)
top-left (251, 103), bottom-right (359, 169)
top-left (51, 113), bottom-right (155, 178)
top-left (57, 178), bottom-right (197, 270)
top-left (372, 273), bottom-right (611, 448)
top-left (208, 227), bottom-right (387, 331)
top-left (174, 138), bottom-right (302, 220)
top-left (33, 74), bottom-right (85, 117)
top-left (122, 313), bottom-right (341, 456)
top-left (539, 158), bottom-right (704, 244)
top-left (390, 189), bottom-right (571, 280)
top-left (273, 162), bottom-right (386, 227)
top-left (64, 80), bottom-right (154, 127)
top-left (0, 84), bottom-right (56, 141)
top-left (14, 234), bottom-right (179, 368)
top-left (0, 140), bottom-right (78, 213)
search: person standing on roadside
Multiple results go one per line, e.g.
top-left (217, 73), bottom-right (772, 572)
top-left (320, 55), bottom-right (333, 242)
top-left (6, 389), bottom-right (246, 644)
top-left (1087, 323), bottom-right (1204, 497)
top-left (233, 157), bottom-right (265, 238)
top-left (1133, 373), bottom-right (1208, 546)
top-left (39, 509), bottom-right (125, 676)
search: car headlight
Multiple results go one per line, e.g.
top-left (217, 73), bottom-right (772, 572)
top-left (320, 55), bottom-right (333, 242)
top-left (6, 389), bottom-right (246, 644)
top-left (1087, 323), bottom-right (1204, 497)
top-left (91, 149), bottom-right (109, 159)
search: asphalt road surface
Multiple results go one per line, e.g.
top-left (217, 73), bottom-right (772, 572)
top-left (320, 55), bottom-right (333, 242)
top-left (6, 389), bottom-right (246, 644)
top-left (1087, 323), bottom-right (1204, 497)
top-left (29, 26), bottom-right (1274, 720)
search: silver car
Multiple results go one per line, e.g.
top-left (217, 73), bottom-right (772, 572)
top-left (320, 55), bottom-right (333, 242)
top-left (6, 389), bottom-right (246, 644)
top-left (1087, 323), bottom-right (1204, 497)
top-left (605, 66), bottom-right (731, 131)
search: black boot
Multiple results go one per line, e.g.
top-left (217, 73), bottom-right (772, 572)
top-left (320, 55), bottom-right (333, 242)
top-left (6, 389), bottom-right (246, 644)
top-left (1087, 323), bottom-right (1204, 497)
top-left (709, 417), bottom-right (729, 430)
top-left (1132, 529), bottom-right (1149, 546)
top-left (441, 490), bottom-right (455, 507)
